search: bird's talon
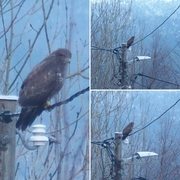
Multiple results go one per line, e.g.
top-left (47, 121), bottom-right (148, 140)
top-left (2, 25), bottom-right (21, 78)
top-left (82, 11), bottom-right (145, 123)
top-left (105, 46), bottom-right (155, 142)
top-left (44, 101), bottom-right (51, 109)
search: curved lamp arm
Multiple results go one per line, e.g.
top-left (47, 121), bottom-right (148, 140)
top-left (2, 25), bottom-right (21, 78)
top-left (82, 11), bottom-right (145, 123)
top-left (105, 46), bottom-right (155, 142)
top-left (16, 130), bottom-right (37, 150)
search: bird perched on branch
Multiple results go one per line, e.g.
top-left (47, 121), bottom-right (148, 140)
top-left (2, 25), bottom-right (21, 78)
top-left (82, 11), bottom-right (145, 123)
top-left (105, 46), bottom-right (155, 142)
top-left (122, 122), bottom-right (134, 140)
top-left (16, 48), bottom-right (72, 131)
top-left (127, 36), bottom-right (135, 49)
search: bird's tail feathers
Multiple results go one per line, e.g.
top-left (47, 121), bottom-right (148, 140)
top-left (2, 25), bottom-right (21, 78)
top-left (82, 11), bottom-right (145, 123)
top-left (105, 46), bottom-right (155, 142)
top-left (16, 106), bottom-right (44, 131)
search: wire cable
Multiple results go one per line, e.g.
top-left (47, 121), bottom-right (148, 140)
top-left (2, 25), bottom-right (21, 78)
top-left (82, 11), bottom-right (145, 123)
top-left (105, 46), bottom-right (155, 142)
top-left (134, 73), bottom-right (180, 87)
top-left (92, 6), bottom-right (180, 53)
top-left (92, 138), bottom-right (117, 179)
top-left (133, 5), bottom-right (180, 45)
top-left (130, 76), bottom-right (148, 89)
top-left (47, 87), bottom-right (89, 111)
top-left (0, 87), bottom-right (89, 121)
top-left (91, 45), bottom-right (114, 52)
top-left (131, 98), bottom-right (180, 136)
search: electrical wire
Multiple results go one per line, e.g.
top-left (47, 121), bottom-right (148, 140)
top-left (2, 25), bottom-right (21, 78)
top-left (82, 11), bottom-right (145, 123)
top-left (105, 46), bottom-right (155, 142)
top-left (163, 41), bottom-right (180, 60)
top-left (92, 138), bottom-right (117, 179)
top-left (163, 41), bottom-right (180, 73)
top-left (91, 45), bottom-right (114, 52)
top-left (133, 5), bottom-right (180, 46)
top-left (134, 73), bottom-right (180, 87)
top-left (47, 87), bottom-right (89, 111)
top-left (92, 5), bottom-right (180, 53)
top-left (130, 76), bottom-right (148, 89)
top-left (131, 98), bottom-right (180, 136)
top-left (0, 87), bottom-right (89, 121)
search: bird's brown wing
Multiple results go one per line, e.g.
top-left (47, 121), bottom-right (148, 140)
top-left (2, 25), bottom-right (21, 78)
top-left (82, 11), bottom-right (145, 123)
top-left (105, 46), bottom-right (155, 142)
top-left (17, 57), bottom-right (59, 130)
top-left (18, 56), bottom-right (60, 107)
top-left (122, 122), bottom-right (134, 140)
top-left (127, 36), bottom-right (135, 49)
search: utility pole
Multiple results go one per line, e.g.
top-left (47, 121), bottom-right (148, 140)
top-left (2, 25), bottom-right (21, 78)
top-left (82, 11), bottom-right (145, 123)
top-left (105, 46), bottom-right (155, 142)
top-left (114, 132), bottom-right (123, 180)
top-left (121, 43), bottom-right (128, 88)
top-left (0, 95), bottom-right (18, 180)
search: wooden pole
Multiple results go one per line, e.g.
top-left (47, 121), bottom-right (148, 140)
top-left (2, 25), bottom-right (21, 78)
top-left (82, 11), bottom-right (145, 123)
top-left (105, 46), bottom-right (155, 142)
top-left (114, 132), bottom-right (123, 180)
top-left (0, 95), bottom-right (18, 180)
top-left (121, 43), bottom-right (127, 89)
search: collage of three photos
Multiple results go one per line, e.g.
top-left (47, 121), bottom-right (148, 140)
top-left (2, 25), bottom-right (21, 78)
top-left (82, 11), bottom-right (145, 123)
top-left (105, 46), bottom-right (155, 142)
top-left (1, 0), bottom-right (180, 180)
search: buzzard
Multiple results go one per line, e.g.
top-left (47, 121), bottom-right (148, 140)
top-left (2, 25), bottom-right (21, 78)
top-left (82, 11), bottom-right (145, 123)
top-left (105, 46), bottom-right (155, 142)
top-left (122, 122), bottom-right (134, 140)
top-left (127, 36), bottom-right (135, 49)
top-left (16, 48), bottom-right (72, 130)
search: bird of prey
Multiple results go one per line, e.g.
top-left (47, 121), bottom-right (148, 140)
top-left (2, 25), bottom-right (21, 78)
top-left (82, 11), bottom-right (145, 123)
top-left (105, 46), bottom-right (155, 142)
top-left (127, 36), bottom-right (135, 49)
top-left (122, 122), bottom-right (134, 140)
top-left (16, 48), bottom-right (72, 131)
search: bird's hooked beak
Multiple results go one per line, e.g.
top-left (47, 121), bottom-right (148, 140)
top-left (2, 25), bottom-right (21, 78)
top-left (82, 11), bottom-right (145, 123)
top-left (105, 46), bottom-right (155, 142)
top-left (64, 57), bottom-right (71, 64)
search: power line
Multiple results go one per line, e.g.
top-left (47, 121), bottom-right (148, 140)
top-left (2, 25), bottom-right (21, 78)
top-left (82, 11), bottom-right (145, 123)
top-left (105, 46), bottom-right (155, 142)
top-left (0, 111), bottom-right (19, 123)
top-left (134, 73), bottom-right (180, 87)
top-left (0, 87), bottom-right (89, 120)
top-left (131, 98), bottom-right (180, 136)
top-left (47, 86), bottom-right (89, 111)
top-left (163, 41), bottom-right (180, 59)
top-left (130, 76), bottom-right (148, 88)
top-left (91, 45), bottom-right (114, 52)
top-left (133, 5), bottom-right (180, 45)
top-left (92, 5), bottom-right (180, 52)
top-left (92, 138), bottom-right (116, 179)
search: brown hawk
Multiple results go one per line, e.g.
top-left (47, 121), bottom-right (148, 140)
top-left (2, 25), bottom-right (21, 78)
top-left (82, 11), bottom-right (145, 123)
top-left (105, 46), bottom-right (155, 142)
top-left (16, 48), bottom-right (72, 130)
top-left (127, 36), bottom-right (135, 49)
top-left (122, 122), bottom-right (134, 140)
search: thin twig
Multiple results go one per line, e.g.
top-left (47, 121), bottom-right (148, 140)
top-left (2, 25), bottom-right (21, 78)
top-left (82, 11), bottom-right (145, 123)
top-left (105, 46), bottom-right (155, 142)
top-left (8, 0), bottom-right (55, 92)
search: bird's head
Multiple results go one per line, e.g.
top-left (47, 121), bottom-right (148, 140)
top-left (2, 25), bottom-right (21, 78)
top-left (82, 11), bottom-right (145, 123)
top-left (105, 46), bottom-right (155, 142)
top-left (55, 48), bottom-right (72, 64)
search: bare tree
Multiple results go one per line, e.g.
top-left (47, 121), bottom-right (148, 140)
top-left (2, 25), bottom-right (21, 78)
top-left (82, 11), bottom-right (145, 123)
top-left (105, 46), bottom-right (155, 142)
top-left (91, 0), bottom-right (134, 89)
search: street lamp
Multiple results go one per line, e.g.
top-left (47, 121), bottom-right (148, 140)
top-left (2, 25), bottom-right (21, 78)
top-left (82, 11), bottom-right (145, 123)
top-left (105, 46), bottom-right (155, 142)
top-left (126, 56), bottom-right (151, 88)
top-left (135, 56), bottom-right (151, 61)
top-left (125, 151), bottom-right (158, 161)
top-left (127, 56), bottom-right (151, 64)
top-left (123, 151), bottom-right (158, 179)
top-left (134, 151), bottom-right (158, 159)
